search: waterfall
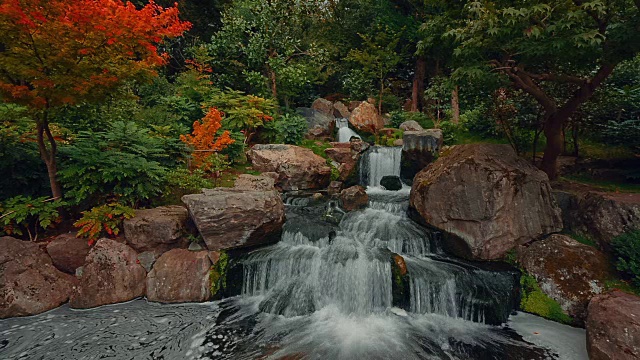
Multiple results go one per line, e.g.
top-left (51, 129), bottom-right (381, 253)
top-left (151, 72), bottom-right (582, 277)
top-left (360, 146), bottom-right (403, 188)
top-left (336, 118), bottom-right (361, 143)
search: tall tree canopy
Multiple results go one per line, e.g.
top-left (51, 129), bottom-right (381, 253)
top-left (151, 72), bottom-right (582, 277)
top-left (449, 0), bottom-right (640, 179)
top-left (0, 0), bottom-right (190, 198)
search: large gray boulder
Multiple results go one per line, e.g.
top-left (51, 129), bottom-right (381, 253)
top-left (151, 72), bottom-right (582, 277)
top-left (297, 107), bottom-right (335, 139)
top-left (123, 205), bottom-right (190, 253)
top-left (46, 233), bottom-right (90, 274)
top-left (146, 249), bottom-right (212, 303)
top-left (1, 237), bottom-right (76, 318)
top-left (517, 234), bottom-right (612, 324)
top-left (401, 129), bottom-right (443, 184)
top-left (587, 290), bottom-right (640, 360)
top-left (410, 144), bottom-right (563, 260)
top-left (182, 187), bottom-right (285, 251)
top-left (248, 144), bottom-right (331, 191)
top-left (70, 238), bottom-right (146, 309)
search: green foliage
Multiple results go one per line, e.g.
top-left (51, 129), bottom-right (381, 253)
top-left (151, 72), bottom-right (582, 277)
top-left (0, 196), bottom-right (64, 241)
top-left (439, 121), bottom-right (461, 145)
top-left (74, 203), bottom-right (135, 244)
top-left (201, 153), bottom-right (231, 183)
top-left (59, 121), bottom-right (178, 206)
top-left (210, 251), bottom-right (229, 298)
top-left (389, 111), bottom-right (434, 129)
top-left (571, 233), bottom-right (599, 248)
top-left (520, 273), bottom-right (573, 324)
top-left (378, 129), bottom-right (404, 147)
top-left (300, 139), bottom-right (332, 159)
top-left (612, 231), bottom-right (640, 288)
top-left (267, 113), bottom-right (308, 145)
top-left (166, 168), bottom-right (215, 193)
top-left (221, 131), bottom-right (247, 164)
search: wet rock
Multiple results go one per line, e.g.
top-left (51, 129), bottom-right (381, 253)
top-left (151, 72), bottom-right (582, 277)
top-left (234, 174), bottom-right (276, 191)
top-left (333, 101), bottom-right (351, 118)
top-left (380, 175), bottom-right (403, 191)
top-left (1, 237), bottom-right (76, 318)
top-left (248, 144), bottom-right (331, 191)
top-left (401, 129), bottom-right (443, 184)
top-left (311, 98), bottom-right (335, 117)
top-left (410, 144), bottom-right (563, 260)
top-left (70, 238), bottom-right (146, 309)
top-left (399, 120), bottom-right (424, 132)
top-left (328, 181), bottom-right (343, 196)
top-left (587, 290), bottom-right (640, 360)
top-left (339, 185), bottom-right (368, 211)
top-left (46, 233), bottom-right (90, 274)
top-left (517, 234), bottom-right (612, 324)
top-left (349, 138), bottom-right (370, 154)
top-left (123, 205), bottom-right (190, 253)
top-left (349, 101), bottom-right (384, 133)
top-left (182, 188), bottom-right (285, 251)
top-left (146, 249), bottom-right (212, 303)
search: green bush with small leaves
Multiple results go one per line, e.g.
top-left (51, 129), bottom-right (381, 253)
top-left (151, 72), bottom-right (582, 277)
top-left (389, 111), bottom-right (433, 129)
top-left (612, 230), bottom-right (640, 287)
top-left (268, 113), bottom-right (308, 145)
top-left (0, 196), bottom-right (65, 241)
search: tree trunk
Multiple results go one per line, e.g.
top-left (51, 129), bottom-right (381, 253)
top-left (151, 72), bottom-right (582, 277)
top-left (540, 113), bottom-right (567, 180)
top-left (411, 57), bottom-right (426, 112)
top-left (451, 85), bottom-right (460, 124)
top-left (36, 118), bottom-right (63, 199)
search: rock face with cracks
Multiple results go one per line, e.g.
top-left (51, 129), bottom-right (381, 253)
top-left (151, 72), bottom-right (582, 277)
top-left (587, 290), bottom-right (640, 360)
top-left (182, 187), bottom-right (285, 251)
top-left (146, 249), bottom-right (212, 303)
top-left (410, 144), bottom-right (563, 260)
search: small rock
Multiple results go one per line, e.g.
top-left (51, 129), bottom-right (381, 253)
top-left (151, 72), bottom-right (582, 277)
top-left (123, 206), bottom-right (190, 253)
top-left (46, 233), bottom-right (90, 274)
top-left (188, 242), bottom-right (205, 251)
top-left (333, 101), bottom-right (351, 118)
top-left (311, 98), bottom-right (335, 117)
top-left (137, 251), bottom-right (158, 272)
top-left (328, 181), bottom-right (343, 196)
top-left (380, 176), bottom-right (403, 191)
top-left (339, 186), bottom-right (368, 211)
top-left (146, 249), bottom-right (212, 303)
top-left (399, 120), bottom-right (424, 132)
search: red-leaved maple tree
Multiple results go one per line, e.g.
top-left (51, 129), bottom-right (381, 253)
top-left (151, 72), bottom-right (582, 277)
top-left (180, 108), bottom-right (234, 170)
top-left (0, 0), bottom-right (191, 199)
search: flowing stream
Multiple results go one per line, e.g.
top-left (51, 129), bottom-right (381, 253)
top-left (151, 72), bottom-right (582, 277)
top-left (0, 147), bottom-right (587, 360)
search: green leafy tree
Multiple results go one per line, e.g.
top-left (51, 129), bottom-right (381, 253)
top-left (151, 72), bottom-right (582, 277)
top-left (448, 0), bottom-right (640, 179)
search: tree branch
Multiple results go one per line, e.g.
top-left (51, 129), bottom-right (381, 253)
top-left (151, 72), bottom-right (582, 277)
top-left (493, 62), bottom-right (557, 113)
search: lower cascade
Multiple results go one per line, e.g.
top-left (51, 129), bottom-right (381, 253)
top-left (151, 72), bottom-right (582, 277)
top-left (0, 147), bottom-right (587, 360)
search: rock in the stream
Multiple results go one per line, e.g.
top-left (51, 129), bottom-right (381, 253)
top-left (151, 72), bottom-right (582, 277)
top-left (182, 187), bottom-right (285, 251)
top-left (146, 249), bottom-right (212, 303)
top-left (410, 144), bottom-right (563, 260)
top-left (401, 129), bottom-right (443, 184)
top-left (248, 144), bottom-right (331, 191)
top-left (1, 237), bottom-right (76, 318)
top-left (339, 185), bottom-right (368, 211)
top-left (517, 234), bottom-right (612, 324)
top-left (380, 175), bottom-right (403, 191)
top-left (46, 233), bottom-right (90, 274)
top-left (70, 238), bottom-right (146, 309)
top-left (123, 205), bottom-right (190, 253)
top-left (349, 101), bottom-right (384, 133)
top-left (587, 290), bottom-right (640, 360)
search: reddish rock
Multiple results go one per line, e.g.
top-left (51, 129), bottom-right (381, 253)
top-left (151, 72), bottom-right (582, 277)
top-left (146, 249), bottom-right (212, 303)
top-left (587, 290), bottom-right (640, 360)
top-left (46, 233), bottom-right (90, 274)
top-left (339, 186), bottom-right (369, 211)
top-left (1, 237), bottom-right (76, 318)
top-left (349, 101), bottom-right (384, 133)
top-left (328, 181), bottom-right (343, 196)
top-left (410, 144), bottom-right (563, 260)
top-left (234, 174), bottom-right (276, 191)
top-left (311, 98), bottom-right (334, 117)
top-left (333, 101), bottom-right (351, 118)
top-left (70, 238), bottom-right (146, 309)
top-left (325, 147), bottom-right (353, 164)
top-left (393, 254), bottom-right (407, 276)
top-left (248, 144), bottom-right (331, 191)
top-left (182, 188), bottom-right (285, 251)
top-left (329, 142), bottom-right (351, 149)
top-left (517, 234), bottom-right (612, 324)
top-left (123, 206), bottom-right (190, 253)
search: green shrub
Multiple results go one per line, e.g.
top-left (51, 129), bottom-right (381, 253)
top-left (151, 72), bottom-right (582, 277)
top-left (612, 231), bottom-right (640, 287)
top-left (268, 113), bottom-right (308, 145)
top-left (520, 273), bottom-right (573, 324)
top-left (0, 196), bottom-right (65, 241)
top-left (221, 131), bottom-right (247, 164)
top-left (74, 203), bottom-right (135, 245)
top-left (389, 111), bottom-right (433, 129)
top-left (166, 168), bottom-right (215, 193)
top-left (59, 121), bottom-right (174, 207)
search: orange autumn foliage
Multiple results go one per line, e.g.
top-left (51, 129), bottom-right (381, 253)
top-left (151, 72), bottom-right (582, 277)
top-left (180, 108), bottom-right (235, 169)
top-left (0, 0), bottom-right (191, 108)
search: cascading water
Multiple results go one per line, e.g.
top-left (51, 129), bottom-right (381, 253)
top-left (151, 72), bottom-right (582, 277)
top-left (360, 146), bottom-right (403, 188)
top-left (0, 150), bottom-right (588, 360)
top-left (336, 118), bottom-right (361, 143)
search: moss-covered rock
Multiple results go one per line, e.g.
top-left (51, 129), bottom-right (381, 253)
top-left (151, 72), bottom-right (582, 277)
top-left (391, 253), bottom-right (410, 309)
top-left (520, 273), bottom-right (573, 324)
